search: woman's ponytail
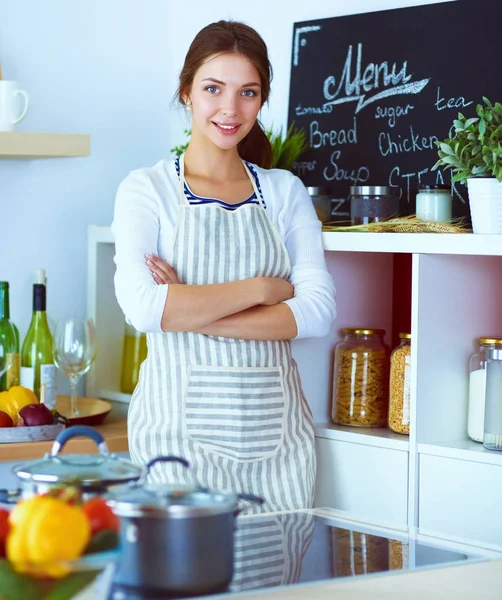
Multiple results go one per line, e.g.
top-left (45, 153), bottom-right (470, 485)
top-left (238, 121), bottom-right (272, 169)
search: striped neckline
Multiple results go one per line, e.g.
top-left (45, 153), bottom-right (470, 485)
top-left (174, 157), bottom-right (265, 210)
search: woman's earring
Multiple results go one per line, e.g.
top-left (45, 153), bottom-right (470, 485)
top-left (186, 99), bottom-right (192, 109)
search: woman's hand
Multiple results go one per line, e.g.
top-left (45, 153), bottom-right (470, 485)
top-left (145, 253), bottom-right (180, 285)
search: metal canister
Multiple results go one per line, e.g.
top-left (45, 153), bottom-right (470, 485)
top-left (349, 186), bottom-right (399, 225)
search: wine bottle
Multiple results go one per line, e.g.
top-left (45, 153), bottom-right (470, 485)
top-left (20, 269), bottom-right (57, 408)
top-left (0, 281), bottom-right (20, 391)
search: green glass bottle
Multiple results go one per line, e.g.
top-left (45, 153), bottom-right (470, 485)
top-left (20, 269), bottom-right (56, 407)
top-left (0, 281), bottom-right (20, 391)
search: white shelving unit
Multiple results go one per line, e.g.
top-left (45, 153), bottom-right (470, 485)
top-left (87, 226), bottom-right (502, 552)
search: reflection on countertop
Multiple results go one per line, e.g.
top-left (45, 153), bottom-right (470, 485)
top-left (101, 509), bottom-right (478, 600)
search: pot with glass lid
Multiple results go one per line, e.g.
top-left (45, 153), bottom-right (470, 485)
top-left (0, 426), bottom-right (143, 503)
top-left (106, 456), bottom-right (264, 596)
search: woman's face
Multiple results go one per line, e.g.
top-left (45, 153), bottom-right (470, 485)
top-left (187, 52), bottom-right (262, 152)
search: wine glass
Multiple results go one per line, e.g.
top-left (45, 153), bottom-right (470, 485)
top-left (0, 319), bottom-right (17, 385)
top-left (52, 317), bottom-right (97, 417)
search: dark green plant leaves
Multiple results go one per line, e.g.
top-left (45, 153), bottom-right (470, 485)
top-left (432, 97), bottom-right (502, 184)
top-left (265, 122), bottom-right (309, 170)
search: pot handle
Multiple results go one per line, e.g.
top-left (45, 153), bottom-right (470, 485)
top-left (0, 488), bottom-right (22, 504)
top-left (235, 492), bottom-right (265, 516)
top-left (140, 455), bottom-right (191, 484)
top-left (49, 425), bottom-right (109, 457)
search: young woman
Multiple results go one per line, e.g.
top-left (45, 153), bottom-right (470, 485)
top-left (112, 20), bottom-right (336, 512)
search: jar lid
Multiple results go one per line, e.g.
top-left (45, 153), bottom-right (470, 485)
top-left (417, 184), bottom-right (450, 192)
top-left (343, 327), bottom-right (386, 336)
top-left (479, 337), bottom-right (502, 346)
top-left (349, 186), bottom-right (395, 195)
top-left (307, 186), bottom-right (330, 196)
top-left (399, 333), bottom-right (411, 339)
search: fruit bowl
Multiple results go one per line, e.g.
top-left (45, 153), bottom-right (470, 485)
top-left (0, 422), bottom-right (65, 444)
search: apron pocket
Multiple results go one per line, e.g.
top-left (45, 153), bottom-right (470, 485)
top-left (184, 365), bottom-right (286, 462)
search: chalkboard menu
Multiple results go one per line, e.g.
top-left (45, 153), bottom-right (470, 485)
top-left (287, 0), bottom-right (502, 221)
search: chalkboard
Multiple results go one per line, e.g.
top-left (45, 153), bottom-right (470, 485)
top-left (287, 0), bottom-right (502, 222)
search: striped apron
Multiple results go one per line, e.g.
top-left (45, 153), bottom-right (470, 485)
top-left (128, 155), bottom-right (316, 512)
top-left (230, 512), bottom-right (315, 592)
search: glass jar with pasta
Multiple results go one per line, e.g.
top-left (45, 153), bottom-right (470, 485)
top-left (332, 328), bottom-right (390, 428)
top-left (388, 333), bottom-right (411, 435)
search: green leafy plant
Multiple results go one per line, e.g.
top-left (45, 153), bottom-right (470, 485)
top-left (266, 122), bottom-right (309, 170)
top-left (170, 123), bottom-right (309, 170)
top-left (432, 97), bottom-right (502, 184)
top-left (170, 128), bottom-right (192, 157)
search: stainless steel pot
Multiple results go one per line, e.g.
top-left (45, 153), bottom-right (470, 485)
top-left (2, 425), bottom-right (143, 502)
top-left (106, 456), bottom-right (264, 596)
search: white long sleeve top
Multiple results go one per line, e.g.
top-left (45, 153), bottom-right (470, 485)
top-left (111, 158), bottom-right (336, 339)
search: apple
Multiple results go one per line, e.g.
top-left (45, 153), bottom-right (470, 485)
top-left (18, 403), bottom-right (54, 427)
top-left (0, 410), bottom-right (13, 428)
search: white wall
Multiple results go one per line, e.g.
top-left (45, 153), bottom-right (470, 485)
top-left (0, 0), bottom-right (452, 392)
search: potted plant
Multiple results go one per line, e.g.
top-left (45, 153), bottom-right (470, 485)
top-left (432, 97), bottom-right (502, 234)
top-left (170, 123), bottom-right (308, 170)
top-left (265, 122), bottom-right (309, 170)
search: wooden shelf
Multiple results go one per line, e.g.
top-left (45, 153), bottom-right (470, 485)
top-left (315, 423), bottom-right (409, 451)
top-left (322, 231), bottom-right (502, 256)
top-left (0, 132), bottom-right (90, 158)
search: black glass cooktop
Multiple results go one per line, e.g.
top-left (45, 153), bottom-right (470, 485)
top-left (106, 510), bottom-right (475, 600)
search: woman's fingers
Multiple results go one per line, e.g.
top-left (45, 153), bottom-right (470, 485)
top-left (145, 253), bottom-right (180, 284)
top-left (152, 271), bottom-right (168, 285)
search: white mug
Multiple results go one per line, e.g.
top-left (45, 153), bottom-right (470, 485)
top-left (0, 81), bottom-right (29, 131)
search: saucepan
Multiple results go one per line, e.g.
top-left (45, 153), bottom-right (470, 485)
top-left (106, 455), bottom-right (264, 596)
top-left (0, 425), bottom-right (143, 503)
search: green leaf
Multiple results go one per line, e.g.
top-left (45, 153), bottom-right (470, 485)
top-left (0, 561), bottom-right (45, 600)
top-left (440, 155), bottom-right (459, 165)
top-left (84, 530), bottom-right (119, 555)
top-left (472, 165), bottom-right (488, 175)
top-left (438, 142), bottom-right (455, 155)
top-left (464, 117), bottom-right (479, 129)
top-left (45, 571), bottom-right (101, 600)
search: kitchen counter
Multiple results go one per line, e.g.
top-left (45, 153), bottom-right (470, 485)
top-left (78, 508), bottom-right (502, 599)
top-left (207, 558), bottom-right (502, 600)
top-left (0, 415), bottom-right (128, 461)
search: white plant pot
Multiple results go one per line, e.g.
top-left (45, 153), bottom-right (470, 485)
top-left (467, 178), bottom-right (502, 234)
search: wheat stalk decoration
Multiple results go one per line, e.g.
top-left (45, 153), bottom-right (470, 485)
top-left (322, 215), bottom-right (471, 234)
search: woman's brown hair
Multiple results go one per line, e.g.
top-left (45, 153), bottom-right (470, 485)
top-left (176, 20), bottom-right (273, 169)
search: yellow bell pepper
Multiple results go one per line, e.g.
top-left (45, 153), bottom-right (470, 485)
top-left (6, 494), bottom-right (91, 578)
top-left (0, 386), bottom-right (38, 422)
